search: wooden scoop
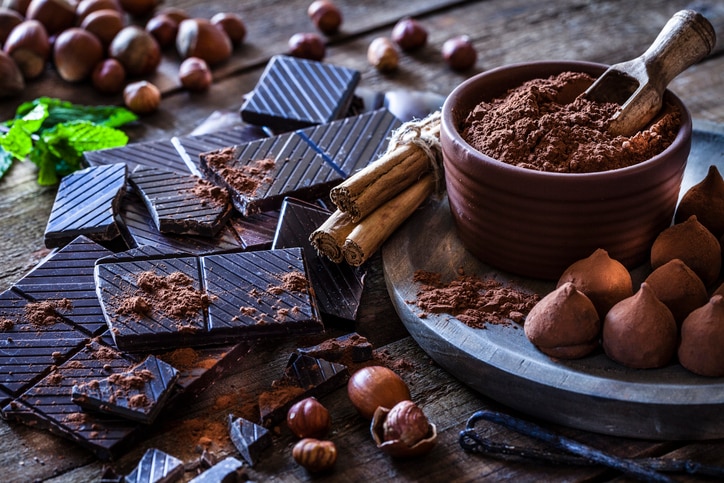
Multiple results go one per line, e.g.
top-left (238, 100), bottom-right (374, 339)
top-left (583, 9), bottom-right (716, 136)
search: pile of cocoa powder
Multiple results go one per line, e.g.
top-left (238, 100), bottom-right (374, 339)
top-left (461, 71), bottom-right (681, 173)
top-left (116, 271), bottom-right (210, 322)
top-left (203, 147), bottom-right (275, 195)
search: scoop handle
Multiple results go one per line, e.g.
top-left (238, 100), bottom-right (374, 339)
top-left (642, 10), bottom-right (716, 91)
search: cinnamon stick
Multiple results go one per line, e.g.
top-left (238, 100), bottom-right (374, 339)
top-left (309, 210), bottom-right (355, 263)
top-left (343, 174), bottom-right (435, 266)
top-left (330, 117), bottom-right (440, 222)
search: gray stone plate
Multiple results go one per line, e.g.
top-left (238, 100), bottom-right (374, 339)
top-left (382, 121), bottom-right (724, 440)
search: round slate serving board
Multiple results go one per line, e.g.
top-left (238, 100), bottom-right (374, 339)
top-left (382, 121), bottom-right (724, 440)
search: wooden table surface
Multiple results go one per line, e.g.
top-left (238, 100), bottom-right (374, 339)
top-left (2, 0), bottom-right (724, 481)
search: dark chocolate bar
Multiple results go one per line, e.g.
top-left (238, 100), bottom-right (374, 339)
top-left (296, 332), bottom-right (373, 363)
top-left (84, 139), bottom-right (192, 175)
top-left (129, 166), bottom-right (233, 237)
top-left (258, 354), bottom-right (348, 427)
top-left (95, 247), bottom-right (323, 352)
top-left (228, 415), bottom-right (271, 467)
top-left (273, 197), bottom-right (366, 322)
top-left (200, 109), bottom-right (401, 216)
top-left (188, 456), bottom-right (246, 483)
top-left (0, 289), bottom-right (88, 397)
top-left (44, 163), bottom-right (127, 248)
top-left (71, 355), bottom-right (179, 424)
top-left (172, 124), bottom-right (268, 174)
top-left (14, 235), bottom-right (113, 335)
top-left (2, 340), bottom-right (142, 460)
top-left (125, 448), bottom-right (184, 483)
top-left (240, 55), bottom-right (360, 132)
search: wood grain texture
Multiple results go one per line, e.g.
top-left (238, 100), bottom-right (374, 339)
top-left (0, 0), bottom-right (723, 481)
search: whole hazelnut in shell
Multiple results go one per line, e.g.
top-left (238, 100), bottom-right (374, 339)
top-left (525, 282), bottom-right (601, 359)
top-left (210, 12), bottom-right (245, 46)
top-left (75, 0), bottom-right (122, 23)
top-left (123, 80), bottom-right (160, 114)
top-left (286, 397), bottom-right (330, 439)
top-left (288, 32), bottom-right (325, 61)
top-left (2, 0), bottom-right (32, 16)
top-left (367, 36), bottom-right (398, 72)
top-left (0, 50), bottom-right (24, 96)
top-left (292, 438), bottom-right (337, 473)
top-left (391, 17), bottom-right (427, 51)
top-left (679, 295), bottom-right (724, 377)
top-left (3, 19), bottom-right (50, 79)
top-left (25, 0), bottom-right (75, 35)
top-left (651, 215), bottom-right (721, 287)
top-left (53, 27), bottom-right (103, 82)
top-left (80, 8), bottom-right (123, 49)
top-left (644, 258), bottom-right (708, 325)
top-left (118, 0), bottom-right (158, 18)
top-left (176, 18), bottom-right (232, 66)
top-left (0, 7), bottom-right (24, 46)
top-left (557, 248), bottom-right (633, 319)
top-left (92, 57), bottom-right (125, 94)
top-left (109, 25), bottom-right (161, 76)
top-left (146, 13), bottom-right (178, 48)
top-left (307, 0), bottom-right (342, 36)
top-left (442, 35), bottom-right (477, 71)
top-left (178, 56), bottom-right (211, 92)
top-left (675, 165), bottom-right (724, 238)
top-left (347, 365), bottom-right (410, 420)
top-left (602, 282), bottom-right (677, 369)
top-left (371, 400), bottom-right (437, 457)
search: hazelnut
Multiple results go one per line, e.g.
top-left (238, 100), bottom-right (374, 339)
top-left (3, 19), bottom-right (50, 79)
top-left (118, 0), bottom-right (158, 18)
top-left (391, 17), bottom-right (427, 51)
top-left (442, 35), bottom-right (477, 71)
top-left (53, 27), bottom-right (103, 82)
top-left (75, 0), bottom-right (122, 23)
top-left (292, 438), bottom-right (337, 473)
top-left (176, 17), bottom-right (232, 66)
top-left (178, 56), bottom-right (211, 92)
top-left (2, 0), bottom-right (31, 16)
top-left (123, 80), bottom-right (160, 114)
top-left (109, 25), bottom-right (161, 76)
top-left (0, 7), bottom-right (23, 46)
top-left (25, 0), bottom-right (75, 35)
top-left (145, 14), bottom-right (178, 48)
top-left (288, 32), bottom-right (324, 61)
top-left (210, 12), bottom-right (245, 46)
top-left (80, 8), bottom-right (123, 49)
top-left (156, 6), bottom-right (188, 25)
top-left (347, 365), bottom-right (410, 420)
top-left (371, 400), bottom-right (437, 457)
top-left (367, 36), bottom-right (398, 72)
top-left (307, 0), bottom-right (342, 36)
top-left (0, 49), bottom-right (24, 96)
top-left (286, 397), bottom-right (330, 439)
top-left (92, 57), bottom-right (125, 94)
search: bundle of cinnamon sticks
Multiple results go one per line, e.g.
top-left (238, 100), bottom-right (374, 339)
top-left (310, 112), bottom-right (442, 266)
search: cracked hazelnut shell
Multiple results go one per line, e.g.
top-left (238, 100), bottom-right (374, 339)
top-left (371, 401), bottom-right (437, 458)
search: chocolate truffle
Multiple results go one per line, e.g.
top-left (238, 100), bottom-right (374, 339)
top-left (644, 258), bottom-right (708, 325)
top-left (557, 248), bottom-right (633, 319)
top-left (679, 295), bottom-right (724, 377)
top-left (650, 215), bottom-right (721, 287)
top-left (524, 282), bottom-right (600, 359)
top-left (602, 283), bottom-right (677, 369)
top-left (675, 165), bottom-right (724, 238)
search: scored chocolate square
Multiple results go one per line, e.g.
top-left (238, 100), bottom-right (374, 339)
top-left (44, 163), bottom-right (127, 248)
top-left (240, 55), bottom-right (361, 132)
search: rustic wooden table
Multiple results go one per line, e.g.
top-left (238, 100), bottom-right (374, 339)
top-left (1, 0), bottom-right (724, 481)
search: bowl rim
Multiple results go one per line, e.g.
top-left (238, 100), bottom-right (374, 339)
top-left (441, 60), bottom-right (693, 180)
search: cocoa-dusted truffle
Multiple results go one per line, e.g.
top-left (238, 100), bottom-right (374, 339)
top-left (557, 248), bottom-right (632, 319)
top-left (679, 295), bottom-right (724, 377)
top-left (524, 282), bottom-right (600, 359)
top-left (644, 258), bottom-right (708, 325)
top-left (602, 283), bottom-right (677, 369)
top-left (650, 215), bottom-right (721, 287)
top-left (675, 165), bottom-right (724, 238)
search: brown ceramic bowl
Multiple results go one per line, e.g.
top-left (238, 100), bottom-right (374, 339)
top-left (441, 61), bottom-right (692, 280)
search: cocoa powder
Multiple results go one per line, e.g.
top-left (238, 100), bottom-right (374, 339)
top-left (203, 147), bottom-right (275, 195)
top-left (413, 269), bottom-right (540, 328)
top-left (461, 71), bottom-right (681, 173)
top-left (25, 299), bottom-right (73, 327)
top-left (117, 271), bottom-right (211, 322)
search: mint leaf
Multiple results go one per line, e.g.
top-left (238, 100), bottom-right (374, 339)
top-left (16, 97), bottom-right (137, 130)
top-left (0, 103), bottom-right (48, 159)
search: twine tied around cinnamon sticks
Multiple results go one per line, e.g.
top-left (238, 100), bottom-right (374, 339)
top-left (310, 111), bottom-right (443, 267)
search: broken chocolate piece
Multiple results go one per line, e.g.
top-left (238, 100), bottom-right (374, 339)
top-left (71, 355), bottom-right (179, 424)
top-left (240, 55), bottom-right (360, 132)
top-left (14, 235), bottom-right (113, 335)
top-left (296, 332), bottom-right (373, 364)
top-left (125, 448), bottom-right (184, 483)
top-left (129, 166), bottom-right (233, 237)
top-left (84, 139), bottom-right (192, 175)
top-left (172, 124), bottom-right (268, 173)
top-left (258, 354), bottom-right (348, 427)
top-left (188, 456), bottom-right (246, 483)
top-left (200, 109), bottom-right (401, 217)
top-left (228, 415), bottom-right (271, 467)
top-left (44, 163), bottom-right (127, 248)
top-left (273, 197), bottom-right (366, 322)
top-left (0, 289), bottom-right (88, 397)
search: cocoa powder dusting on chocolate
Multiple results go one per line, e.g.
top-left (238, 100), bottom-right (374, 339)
top-left (190, 177), bottom-right (229, 207)
top-left (268, 270), bottom-right (308, 295)
top-left (117, 271), bottom-right (210, 321)
top-left (0, 318), bottom-right (14, 331)
top-left (461, 71), bottom-right (681, 173)
top-left (413, 269), bottom-right (539, 328)
top-left (205, 147), bottom-right (275, 195)
top-left (160, 347), bottom-right (198, 370)
top-left (25, 299), bottom-right (72, 326)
